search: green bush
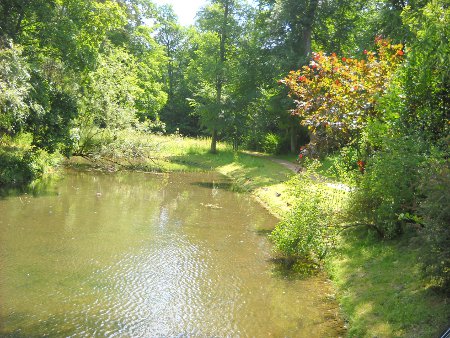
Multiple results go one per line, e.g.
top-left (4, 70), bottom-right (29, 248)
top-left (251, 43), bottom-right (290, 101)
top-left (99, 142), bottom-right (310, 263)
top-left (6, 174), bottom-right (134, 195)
top-left (0, 150), bottom-right (40, 186)
top-left (419, 157), bottom-right (450, 292)
top-left (262, 133), bottom-right (281, 154)
top-left (270, 167), bottom-right (349, 262)
top-left (349, 136), bottom-right (426, 238)
top-left (322, 146), bottom-right (360, 182)
top-left (270, 191), bottom-right (330, 261)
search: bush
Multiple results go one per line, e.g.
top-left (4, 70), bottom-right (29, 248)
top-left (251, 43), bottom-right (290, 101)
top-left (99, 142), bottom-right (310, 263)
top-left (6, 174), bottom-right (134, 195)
top-left (322, 146), bottom-right (360, 182)
top-left (262, 133), bottom-right (281, 154)
top-left (348, 136), bottom-right (426, 238)
top-left (419, 157), bottom-right (450, 292)
top-left (270, 165), bottom-right (349, 262)
top-left (270, 190), bottom-right (330, 261)
top-left (0, 149), bottom-right (45, 186)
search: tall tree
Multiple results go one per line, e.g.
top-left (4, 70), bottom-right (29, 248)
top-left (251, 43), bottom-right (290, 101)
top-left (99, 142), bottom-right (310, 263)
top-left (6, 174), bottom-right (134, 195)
top-left (153, 5), bottom-right (199, 134)
top-left (189, 0), bottom-right (242, 153)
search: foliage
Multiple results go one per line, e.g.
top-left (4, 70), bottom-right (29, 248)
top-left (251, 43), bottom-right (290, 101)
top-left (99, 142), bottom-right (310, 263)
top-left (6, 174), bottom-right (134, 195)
top-left (0, 134), bottom-right (60, 186)
top-left (26, 70), bottom-right (78, 156)
top-left (261, 133), bottom-right (281, 154)
top-left (187, 0), bottom-right (244, 152)
top-left (282, 38), bottom-right (404, 140)
top-left (186, 31), bottom-right (225, 132)
top-left (419, 155), bottom-right (450, 292)
top-left (318, 146), bottom-right (361, 182)
top-left (0, 43), bottom-right (31, 135)
top-left (348, 136), bottom-right (427, 238)
top-left (131, 26), bottom-right (168, 121)
top-left (270, 163), bottom-right (349, 262)
top-left (398, 1), bottom-right (449, 140)
top-left (155, 6), bottom-right (199, 135)
top-left (80, 46), bottom-right (140, 130)
top-left (0, 149), bottom-right (37, 186)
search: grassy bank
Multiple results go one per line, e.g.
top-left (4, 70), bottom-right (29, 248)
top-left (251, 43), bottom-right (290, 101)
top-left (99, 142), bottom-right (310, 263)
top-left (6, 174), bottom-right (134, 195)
top-left (69, 132), bottom-right (296, 217)
top-left (65, 134), bottom-right (449, 336)
top-left (328, 227), bottom-right (449, 337)
top-left (0, 133), bottom-right (62, 188)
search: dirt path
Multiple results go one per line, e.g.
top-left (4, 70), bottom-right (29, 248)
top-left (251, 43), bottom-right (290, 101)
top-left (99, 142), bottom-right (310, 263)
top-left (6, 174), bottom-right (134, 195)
top-left (244, 151), bottom-right (351, 192)
top-left (242, 151), bottom-right (301, 173)
top-left (269, 157), bottom-right (302, 173)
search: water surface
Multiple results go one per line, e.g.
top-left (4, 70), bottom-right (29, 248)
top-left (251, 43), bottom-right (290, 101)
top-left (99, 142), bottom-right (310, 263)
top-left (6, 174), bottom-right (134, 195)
top-left (0, 170), bottom-right (344, 337)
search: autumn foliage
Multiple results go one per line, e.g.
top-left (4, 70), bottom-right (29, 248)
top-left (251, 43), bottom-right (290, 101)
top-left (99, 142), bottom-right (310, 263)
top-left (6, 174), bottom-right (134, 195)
top-left (282, 38), bottom-right (405, 135)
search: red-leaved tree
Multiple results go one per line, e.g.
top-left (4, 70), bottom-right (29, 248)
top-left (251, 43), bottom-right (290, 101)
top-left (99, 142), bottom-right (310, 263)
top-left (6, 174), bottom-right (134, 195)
top-left (282, 38), bottom-right (405, 150)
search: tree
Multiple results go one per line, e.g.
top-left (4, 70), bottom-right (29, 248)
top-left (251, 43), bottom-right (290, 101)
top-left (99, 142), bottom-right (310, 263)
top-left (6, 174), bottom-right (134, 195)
top-left (154, 5), bottom-right (183, 100)
top-left (186, 31), bottom-right (225, 143)
top-left (189, 0), bottom-right (241, 153)
top-left (0, 42), bottom-right (31, 136)
top-left (282, 38), bottom-right (405, 150)
top-left (398, 0), bottom-right (449, 140)
top-left (153, 5), bottom-right (199, 135)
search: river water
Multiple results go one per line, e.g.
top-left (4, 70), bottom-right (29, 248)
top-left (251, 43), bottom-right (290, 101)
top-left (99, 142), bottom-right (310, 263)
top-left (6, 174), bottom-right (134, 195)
top-left (0, 170), bottom-right (344, 337)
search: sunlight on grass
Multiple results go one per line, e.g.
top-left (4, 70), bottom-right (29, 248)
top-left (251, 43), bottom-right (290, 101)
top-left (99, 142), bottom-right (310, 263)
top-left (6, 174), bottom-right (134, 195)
top-left (329, 227), bottom-right (449, 338)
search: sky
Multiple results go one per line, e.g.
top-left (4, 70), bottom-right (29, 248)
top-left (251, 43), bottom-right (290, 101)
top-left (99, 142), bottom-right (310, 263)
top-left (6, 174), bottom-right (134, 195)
top-left (152, 0), bottom-right (208, 26)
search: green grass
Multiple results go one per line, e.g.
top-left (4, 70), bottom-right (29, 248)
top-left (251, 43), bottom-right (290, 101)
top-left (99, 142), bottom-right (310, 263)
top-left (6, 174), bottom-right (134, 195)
top-left (272, 153), bottom-right (298, 163)
top-left (328, 227), bottom-right (450, 338)
top-left (157, 135), bottom-right (296, 217)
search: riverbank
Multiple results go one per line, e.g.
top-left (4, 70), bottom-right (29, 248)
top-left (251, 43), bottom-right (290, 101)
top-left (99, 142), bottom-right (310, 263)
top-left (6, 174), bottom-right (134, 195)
top-left (53, 134), bottom-right (450, 336)
top-left (66, 134), bottom-right (297, 218)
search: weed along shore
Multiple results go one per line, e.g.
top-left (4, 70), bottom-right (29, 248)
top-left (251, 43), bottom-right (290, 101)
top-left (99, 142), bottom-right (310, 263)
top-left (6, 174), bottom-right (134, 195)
top-left (64, 135), bottom-right (449, 337)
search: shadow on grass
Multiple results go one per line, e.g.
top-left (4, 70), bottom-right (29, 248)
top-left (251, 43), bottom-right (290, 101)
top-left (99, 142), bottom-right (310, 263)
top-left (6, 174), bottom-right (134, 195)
top-left (171, 150), bottom-right (294, 192)
top-left (332, 227), bottom-right (450, 337)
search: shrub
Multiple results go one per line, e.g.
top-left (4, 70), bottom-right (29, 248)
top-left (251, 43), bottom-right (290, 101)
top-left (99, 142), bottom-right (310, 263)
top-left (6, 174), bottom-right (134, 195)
top-left (282, 38), bottom-right (404, 145)
top-left (270, 189), bottom-right (330, 261)
top-left (270, 164), bottom-right (349, 262)
top-left (0, 151), bottom-right (35, 185)
top-left (419, 156), bottom-right (450, 292)
top-left (348, 136), bottom-right (426, 238)
top-left (262, 133), bottom-right (281, 154)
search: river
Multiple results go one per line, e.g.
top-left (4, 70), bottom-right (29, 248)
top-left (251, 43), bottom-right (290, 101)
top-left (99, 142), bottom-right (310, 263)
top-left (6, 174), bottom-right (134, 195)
top-left (0, 170), bottom-right (344, 337)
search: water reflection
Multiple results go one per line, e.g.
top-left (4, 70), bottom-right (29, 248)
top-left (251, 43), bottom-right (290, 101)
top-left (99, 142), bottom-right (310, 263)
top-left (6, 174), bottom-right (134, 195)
top-left (0, 170), bottom-right (344, 337)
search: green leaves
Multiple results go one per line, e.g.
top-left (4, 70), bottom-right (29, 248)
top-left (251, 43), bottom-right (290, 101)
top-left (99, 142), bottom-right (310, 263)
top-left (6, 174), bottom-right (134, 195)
top-left (0, 44), bottom-right (31, 135)
top-left (270, 170), bottom-right (349, 262)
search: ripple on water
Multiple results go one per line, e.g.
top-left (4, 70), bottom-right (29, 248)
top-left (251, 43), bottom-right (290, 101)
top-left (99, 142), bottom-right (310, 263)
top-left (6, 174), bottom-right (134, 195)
top-left (66, 232), bottom-right (237, 337)
top-left (0, 171), bottom-right (344, 337)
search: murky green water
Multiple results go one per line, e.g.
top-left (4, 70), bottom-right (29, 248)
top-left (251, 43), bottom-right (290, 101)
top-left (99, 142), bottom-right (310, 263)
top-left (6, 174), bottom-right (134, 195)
top-left (0, 170), bottom-right (344, 337)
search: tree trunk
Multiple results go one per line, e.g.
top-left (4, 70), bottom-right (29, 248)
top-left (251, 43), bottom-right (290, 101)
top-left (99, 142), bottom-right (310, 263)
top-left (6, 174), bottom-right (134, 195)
top-left (298, 0), bottom-right (318, 61)
top-left (211, 128), bottom-right (218, 153)
top-left (167, 47), bottom-right (174, 100)
top-left (211, 0), bottom-right (230, 154)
